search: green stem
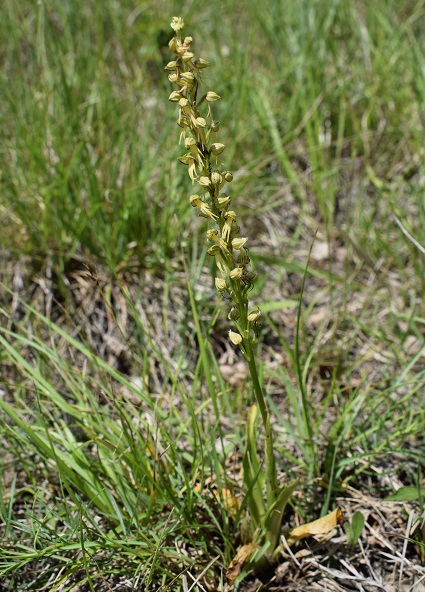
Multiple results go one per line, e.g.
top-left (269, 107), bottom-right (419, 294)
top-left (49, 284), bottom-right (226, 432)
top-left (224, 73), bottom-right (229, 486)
top-left (244, 338), bottom-right (277, 507)
top-left (229, 280), bottom-right (278, 507)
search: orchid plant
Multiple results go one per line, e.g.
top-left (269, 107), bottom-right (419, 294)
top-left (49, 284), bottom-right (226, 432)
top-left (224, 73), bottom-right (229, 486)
top-left (166, 16), bottom-right (297, 574)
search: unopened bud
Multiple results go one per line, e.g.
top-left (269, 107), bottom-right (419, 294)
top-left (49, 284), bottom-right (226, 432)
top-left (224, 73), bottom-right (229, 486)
top-left (164, 61), bottom-right (178, 71)
top-left (180, 72), bottom-right (195, 84)
top-left (168, 73), bottom-right (179, 83)
top-left (183, 36), bottom-right (193, 46)
top-left (211, 143), bottom-right (225, 155)
top-left (230, 267), bottom-right (243, 280)
top-left (211, 171), bottom-right (222, 185)
top-left (248, 309), bottom-right (261, 322)
top-left (195, 117), bottom-right (207, 128)
top-left (181, 51), bottom-right (194, 62)
top-left (206, 91), bottom-right (221, 102)
top-left (229, 330), bottom-right (243, 345)
top-left (228, 307), bottom-right (240, 321)
top-left (215, 277), bottom-right (227, 292)
top-left (224, 172), bottom-right (233, 182)
top-left (198, 176), bottom-right (211, 187)
top-left (168, 38), bottom-right (178, 53)
top-left (211, 121), bottom-right (220, 132)
top-left (168, 91), bottom-right (181, 102)
top-left (195, 58), bottom-right (210, 69)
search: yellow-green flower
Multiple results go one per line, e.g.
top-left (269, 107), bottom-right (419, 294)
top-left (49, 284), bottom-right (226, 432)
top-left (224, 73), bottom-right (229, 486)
top-left (167, 17), bottom-right (260, 347)
top-left (170, 16), bottom-right (184, 34)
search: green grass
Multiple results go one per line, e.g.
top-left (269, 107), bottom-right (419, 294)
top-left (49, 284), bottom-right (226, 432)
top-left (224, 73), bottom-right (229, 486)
top-left (1, 0), bottom-right (191, 270)
top-left (0, 292), bottom-right (240, 589)
top-left (1, 0), bottom-right (425, 589)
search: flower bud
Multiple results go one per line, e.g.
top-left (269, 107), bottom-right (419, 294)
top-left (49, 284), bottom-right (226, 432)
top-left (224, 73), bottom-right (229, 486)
top-left (232, 237), bottom-right (248, 250)
top-left (224, 172), bottom-right (233, 182)
top-left (168, 38), bottom-right (178, 53)
top-left (198, 176), bottom-right (211, 187)
top-left (248, 309), bottom-right (261, 322)
top-left (168, 73), bottom-right (179, 83)
top-left (211, 120), bottom-right (220, 132)
top-left (229, 330), bottom-right (243, 345)
top-left (183, 36), bottom-right (193, 46)
top-left (228, 307), bottom-right (240, 321)
top-left (194, 58), bottom-right (210, 69)
top-left (181, 51), bottom-right (194, 62)
top-left (164, 61), bottom-right (177, 71)
top-left (230, 267), bottom-right (243, 280)
top-left (211, 171), bottom-right (222, 185)
top-left (211, 143), bottom-right (225, 155)
top-left (206, 91), bottom-right (221, 102)
top-left (215, 277), bottom-right (227, 292)
top-left (168, 91), bottom-right (181, 102)
top-left (180, 72), bottom-right (195, 84)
